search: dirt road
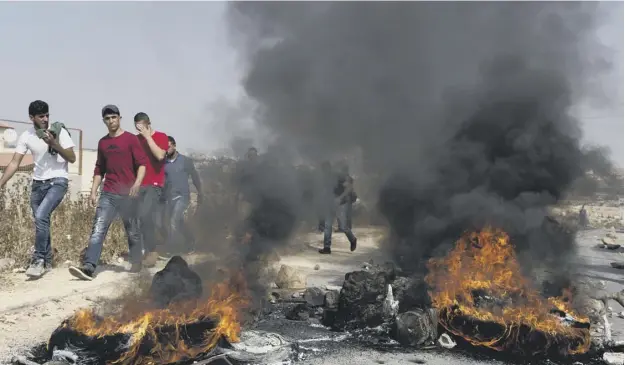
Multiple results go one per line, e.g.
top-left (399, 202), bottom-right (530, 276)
top-left (0, 226), bottom-right (622, 364)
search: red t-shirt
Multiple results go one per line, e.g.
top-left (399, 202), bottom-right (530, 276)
top-left (94, 131), bottom-right (148, 195)
top-left (137, 131), bottom-right (169, 187)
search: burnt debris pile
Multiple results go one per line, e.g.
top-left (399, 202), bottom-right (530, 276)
top-left (34, 257), bottom-right (232, 365)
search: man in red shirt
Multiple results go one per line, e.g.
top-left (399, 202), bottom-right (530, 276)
top-left (69, 105), bottom-right (147, 281)
top-left (133, 112), bottom-right (169, 267)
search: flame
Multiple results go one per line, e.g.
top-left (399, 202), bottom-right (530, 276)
top-left (64, 273), bottom-right (249, 365)
top-left (425, 227), bottom-right (590, 355)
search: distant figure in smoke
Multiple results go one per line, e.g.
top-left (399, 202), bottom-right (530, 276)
top-left (315, 161), bottom-right (335, 233)
top-left (235, 147), bottom-right (260, 221)
top-left (579, 205), bottom-right (589, 229)
top-left (319, 162), bottom-right (358, 254)
top-left (162, 136), bottom-right (203, 254)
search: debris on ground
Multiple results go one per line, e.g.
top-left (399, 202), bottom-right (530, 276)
top-left (602, 352), bottom-right (624, 365)
top-left (437, 333), bottom-right (457, 349)
top-left (275, 265), bottom-right (307, 289)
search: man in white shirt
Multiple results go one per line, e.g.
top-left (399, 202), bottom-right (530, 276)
top-left (0, 100), bottom-right (76, 279)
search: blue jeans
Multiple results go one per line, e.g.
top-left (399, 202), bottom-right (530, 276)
top-left (137, 186), bottom-right (162, 254)
top-left (323, 202), bottom-right (356, 249)
top-left (30, 178), bottom-right (68, 263)
top-left (166, 195), bottom-right (193, 251)
top-left (83, 192), bottom-right (142, 268)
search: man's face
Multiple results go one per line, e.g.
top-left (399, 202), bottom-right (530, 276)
top-left (103, 114), bottom-right (121, 132)
top-left (134, 120), bottom-right (150, 133)
top-left (30, 113), bottom-right (49, 130)
top-left (167, 141), bottom-right (177, 157)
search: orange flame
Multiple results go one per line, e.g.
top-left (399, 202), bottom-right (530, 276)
top-left (425, 227), bottom-right (590, 355)
top-left (64, 273), bottom-right (249, 365)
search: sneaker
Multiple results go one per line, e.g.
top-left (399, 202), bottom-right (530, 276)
top-left (25, 259), bottom-right (46, 279)
top-left (143, 252), bottom-right (159, 268)
top-left (318, 248), bottom-right (332, 254)
top-left (129, 263), bottom-right (142, 273)
top-left (350, 237), bottom-right (357, 252)
top-left (68, 265), bottom-right (94, 281)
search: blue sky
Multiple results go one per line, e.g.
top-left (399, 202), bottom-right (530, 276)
top-left (0, 2), bottom-right (622, 165)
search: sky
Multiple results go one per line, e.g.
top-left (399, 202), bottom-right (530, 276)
top-left (0, 2), bottom-right (622, 166)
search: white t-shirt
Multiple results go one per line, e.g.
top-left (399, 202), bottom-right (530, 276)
top-left (15, 127), bottom-right (76, 180)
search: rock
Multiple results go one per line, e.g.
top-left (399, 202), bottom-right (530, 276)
top-left (602, 237), bottom-right (615, 246)
top-left (603, 352), bottom-right (624, 365)
top-left (304, 287), bottom-right (325, 307)
top-left (275, 265), bottom-right (307, 289)
top-left (0, 258), bottom-right (16, 272)
top-left (393, 309), bottom-right (438, 347)
top-left (314, 264), bottom-right (320, 270)
top-left (286, 303), bottom-right (313, 321)
top-left (438, 333), bottom-right (457, 349)
top-left (12, 267), bottom-right (26, 273)
top-left (606, 231), bottom-right (618, 239)
top-left (324, 285), bottom-right (342, 291)
top-left (324, 290), bottom-right (340, 309)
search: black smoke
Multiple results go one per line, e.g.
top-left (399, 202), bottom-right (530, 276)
top-left (227, 2), bottom-right (618, 281)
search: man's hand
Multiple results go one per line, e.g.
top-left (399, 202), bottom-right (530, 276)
top-left (41, 131), bottom-right (58, 147)
top-left (90, 192), bottom-right (98, 207)
top-left (129, 183), bottom-right (141, 197)
top-left (136, 124), bottom-right (152, 138)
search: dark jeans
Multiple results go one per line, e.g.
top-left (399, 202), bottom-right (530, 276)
top-left (138, 186), bottom-right (162, 254)
top-left (83, 192), bottom-right (142, 268)
top-left (323, 202), bottom-right (356, 249)
top-left (166, 195), bottom-right (194, 252)
top-left (30, 177), bottom-right (68, 263)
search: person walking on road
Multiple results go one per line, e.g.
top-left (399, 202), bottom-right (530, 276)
top-left (68, 105), bottom-right (147, 281)
top-left (133, 112), bottom-right (169, 268)
top-left (319, 162), bottom-right (358, 254)
top-left (163, 136), bottom-right (203, 253)
top-left (0, 100), bottom-right (76, 279)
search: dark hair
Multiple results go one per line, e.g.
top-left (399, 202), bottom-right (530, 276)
top-left (168, 136), bottom-right (176, 145)
top-left (134, 112), bottom-right (150, 123)
top-left (28, 100), bottom-right (49, 116)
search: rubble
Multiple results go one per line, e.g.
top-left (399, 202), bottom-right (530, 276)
top-left (602, 352), bottom-right (624, 365)
top-left (392, 309), bottom-right (438, 347)
top-left (437, 333), bottom-right (457, 349)
top-left (275, 265), bottom-right (307, 289)
top-left (324, 290), bottom-right (340, 309)
top-left (303, 287), bottom-right (325, 307)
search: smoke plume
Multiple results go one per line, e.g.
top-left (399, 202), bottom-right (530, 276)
top-left (227, 3), bottom-right (617, 281)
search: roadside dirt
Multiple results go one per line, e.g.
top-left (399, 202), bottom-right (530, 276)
top-left (0, 227), bottom-right (386, 363)
top-left (1, 224), bottom-right (622, 364)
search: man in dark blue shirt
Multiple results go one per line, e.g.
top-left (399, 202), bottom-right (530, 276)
top-left (163, 136), bottom-right (202, 253)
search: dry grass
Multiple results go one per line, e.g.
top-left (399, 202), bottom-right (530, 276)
top-left (0, 159), bottom-right (243, 269)
top-left (0, 176), bottom-right (127, 267)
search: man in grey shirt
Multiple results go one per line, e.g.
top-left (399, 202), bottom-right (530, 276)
top-left (163, 136), bottom-right (202, 253)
